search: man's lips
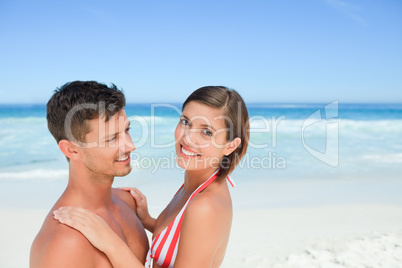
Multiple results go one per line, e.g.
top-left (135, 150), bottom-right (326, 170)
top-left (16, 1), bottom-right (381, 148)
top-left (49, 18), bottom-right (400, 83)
top-left (116, 154), bottom-right (130, 162)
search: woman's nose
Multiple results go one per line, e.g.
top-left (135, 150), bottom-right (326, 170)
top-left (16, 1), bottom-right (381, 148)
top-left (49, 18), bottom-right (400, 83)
top-left (184, 128), bottom-right (198, 146)
top-left (183, 128), bottom-right (209, 150)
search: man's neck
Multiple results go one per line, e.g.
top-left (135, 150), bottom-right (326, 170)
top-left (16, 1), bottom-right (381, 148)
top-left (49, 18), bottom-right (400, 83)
top-left (64, 162), bottom-right (115, 211)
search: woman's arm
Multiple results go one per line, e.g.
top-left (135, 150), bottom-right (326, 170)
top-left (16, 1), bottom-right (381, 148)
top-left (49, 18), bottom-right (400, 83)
top-left (119, 187), bottom-right (156, 233)
top-left (53, 207), bottom-right (145, 268)
top-left (173, 195), bottom-right (231, 268)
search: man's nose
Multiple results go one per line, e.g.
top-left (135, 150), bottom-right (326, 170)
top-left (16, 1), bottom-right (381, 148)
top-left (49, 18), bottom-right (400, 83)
top-left (120, 133), bottom-right (136, 152)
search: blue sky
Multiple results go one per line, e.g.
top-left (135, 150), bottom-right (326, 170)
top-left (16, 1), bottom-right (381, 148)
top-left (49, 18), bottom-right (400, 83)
top-left (0, 0), bottom-right (401, 104)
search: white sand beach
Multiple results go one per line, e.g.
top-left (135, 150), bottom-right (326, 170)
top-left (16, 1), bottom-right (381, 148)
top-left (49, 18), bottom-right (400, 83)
top-left (227, 205), bottom-right (402, 267)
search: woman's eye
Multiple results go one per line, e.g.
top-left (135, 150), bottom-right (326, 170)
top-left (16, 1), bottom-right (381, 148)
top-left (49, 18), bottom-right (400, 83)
top-left (108, 136), bottom-right (116, 142)
top-left (202, 129), bottom-right (213, 136)
top-left (180, 119), bottom-right (190, 126)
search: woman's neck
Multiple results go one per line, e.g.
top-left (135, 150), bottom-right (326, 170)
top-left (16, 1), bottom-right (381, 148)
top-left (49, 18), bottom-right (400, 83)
top-left (182, 168), bottom-right (219, 193)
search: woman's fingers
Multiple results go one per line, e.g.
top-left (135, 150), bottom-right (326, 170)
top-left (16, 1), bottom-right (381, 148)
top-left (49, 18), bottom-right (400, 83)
top-left (53, 207), bottom-right (92, 232)
top-left (54, 206), bottom-right (88, 219)
top-left (131, 190), bottom-right (148, 208)
top-left (53, 207), bottom-right (100, 228)
top-left (57, 213), bottom-right (87, 231)
top-left (131, 190), bottom-right (144, 210)
top-left (118, 187), bottom-right (134, 192)
top-left (130, 189), bottom-right (141, 200)
top-left (130, 188), bottom-right (146, 201)
top-left (117, 188), bottom-right (152, 228)
top-left (52, 206), bottom-right (114, 252)
top-left (119, 187), bottom-right (145, 197)
top-left (118, 187), bottom-right (139, 193)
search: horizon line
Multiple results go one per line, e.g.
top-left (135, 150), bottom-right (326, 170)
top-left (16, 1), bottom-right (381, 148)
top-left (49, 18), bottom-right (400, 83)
top-left (1, 101), bottom-right (402, 106)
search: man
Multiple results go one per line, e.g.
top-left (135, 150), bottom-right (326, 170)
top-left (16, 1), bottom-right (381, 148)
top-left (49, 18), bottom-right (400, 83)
top-left (30, 81), bottom-right (149, 268)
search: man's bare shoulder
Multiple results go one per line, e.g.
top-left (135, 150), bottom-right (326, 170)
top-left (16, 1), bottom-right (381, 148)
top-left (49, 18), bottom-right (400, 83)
top-left (30, 219), bottom-right (97, 268)
top-left (112, 188), bottom-right (136, 211)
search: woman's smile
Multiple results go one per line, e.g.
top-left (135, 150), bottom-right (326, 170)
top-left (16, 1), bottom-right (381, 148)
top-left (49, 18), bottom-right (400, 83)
top-left (180, 144), bottom-right (201, 158)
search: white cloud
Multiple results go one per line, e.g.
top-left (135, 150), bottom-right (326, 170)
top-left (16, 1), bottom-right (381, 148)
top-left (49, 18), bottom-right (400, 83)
top-left (325, 0), bottom-right (367, 27)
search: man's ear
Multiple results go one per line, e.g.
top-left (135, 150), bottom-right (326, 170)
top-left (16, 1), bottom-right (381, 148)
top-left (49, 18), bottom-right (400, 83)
top-left (224, 137), bottom-right (241, 156)
top-left (58, 140), bottom-right (80, 160)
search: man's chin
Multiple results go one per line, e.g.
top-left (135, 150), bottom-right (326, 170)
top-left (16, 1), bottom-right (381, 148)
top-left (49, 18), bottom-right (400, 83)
top-left (114, 167), bottom-right (132, 177)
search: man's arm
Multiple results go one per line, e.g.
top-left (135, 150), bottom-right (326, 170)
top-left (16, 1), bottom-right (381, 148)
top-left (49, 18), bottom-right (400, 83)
top-left (30, 226), bottom-right (98, 268)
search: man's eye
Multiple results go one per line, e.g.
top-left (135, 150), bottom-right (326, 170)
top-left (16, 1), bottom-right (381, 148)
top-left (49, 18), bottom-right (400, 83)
top-left (108, 136), bottom-right (116, 142)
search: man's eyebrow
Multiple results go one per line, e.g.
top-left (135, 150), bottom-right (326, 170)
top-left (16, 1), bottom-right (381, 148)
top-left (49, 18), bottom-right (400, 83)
top-left (105, 131), bottom-right (117, 140)
top-left (105, 121), bottom-right (131, 140)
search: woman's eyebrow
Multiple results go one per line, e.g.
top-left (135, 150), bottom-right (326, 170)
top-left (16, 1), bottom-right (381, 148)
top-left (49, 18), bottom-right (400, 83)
top-left (181, 114), bottom-right (217, 131)
top-left (200, 124), bottom-right (216, 132)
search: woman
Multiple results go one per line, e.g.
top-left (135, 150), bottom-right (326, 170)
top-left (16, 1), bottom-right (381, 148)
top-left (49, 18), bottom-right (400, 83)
top-left (53, 86), bottom-right (250, 268)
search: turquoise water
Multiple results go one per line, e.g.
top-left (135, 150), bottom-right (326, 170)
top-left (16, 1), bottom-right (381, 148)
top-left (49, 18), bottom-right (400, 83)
top-left (2, 103), bottom-right (402, 119)
top-left (0, 102), bottom-right (401, 209)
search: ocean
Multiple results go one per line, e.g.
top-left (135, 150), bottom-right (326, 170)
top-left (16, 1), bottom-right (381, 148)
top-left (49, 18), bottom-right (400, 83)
top-left (1, 102), bottom-right (402, 210)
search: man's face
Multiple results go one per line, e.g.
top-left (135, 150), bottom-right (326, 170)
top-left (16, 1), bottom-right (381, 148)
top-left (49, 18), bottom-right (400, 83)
top-left (78, 109), bottom-right (135, 179)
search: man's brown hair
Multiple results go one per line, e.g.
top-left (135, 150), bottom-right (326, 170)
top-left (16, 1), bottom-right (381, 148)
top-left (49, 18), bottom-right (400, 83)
top-left (47, 81), bottom-right (126, 145)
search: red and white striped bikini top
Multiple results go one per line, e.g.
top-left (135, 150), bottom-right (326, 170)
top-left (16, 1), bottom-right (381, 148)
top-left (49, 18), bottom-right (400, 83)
top-left (145, 170), bottom-right (235, 268)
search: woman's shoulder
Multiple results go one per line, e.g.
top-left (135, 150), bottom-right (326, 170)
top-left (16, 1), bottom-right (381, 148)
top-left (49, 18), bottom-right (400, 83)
top-left (186, 185), bottom-right (232, 221)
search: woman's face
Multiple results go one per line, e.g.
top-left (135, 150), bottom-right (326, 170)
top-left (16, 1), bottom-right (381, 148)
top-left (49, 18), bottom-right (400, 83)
top-left (175, 101), bottom-right (235, 171)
